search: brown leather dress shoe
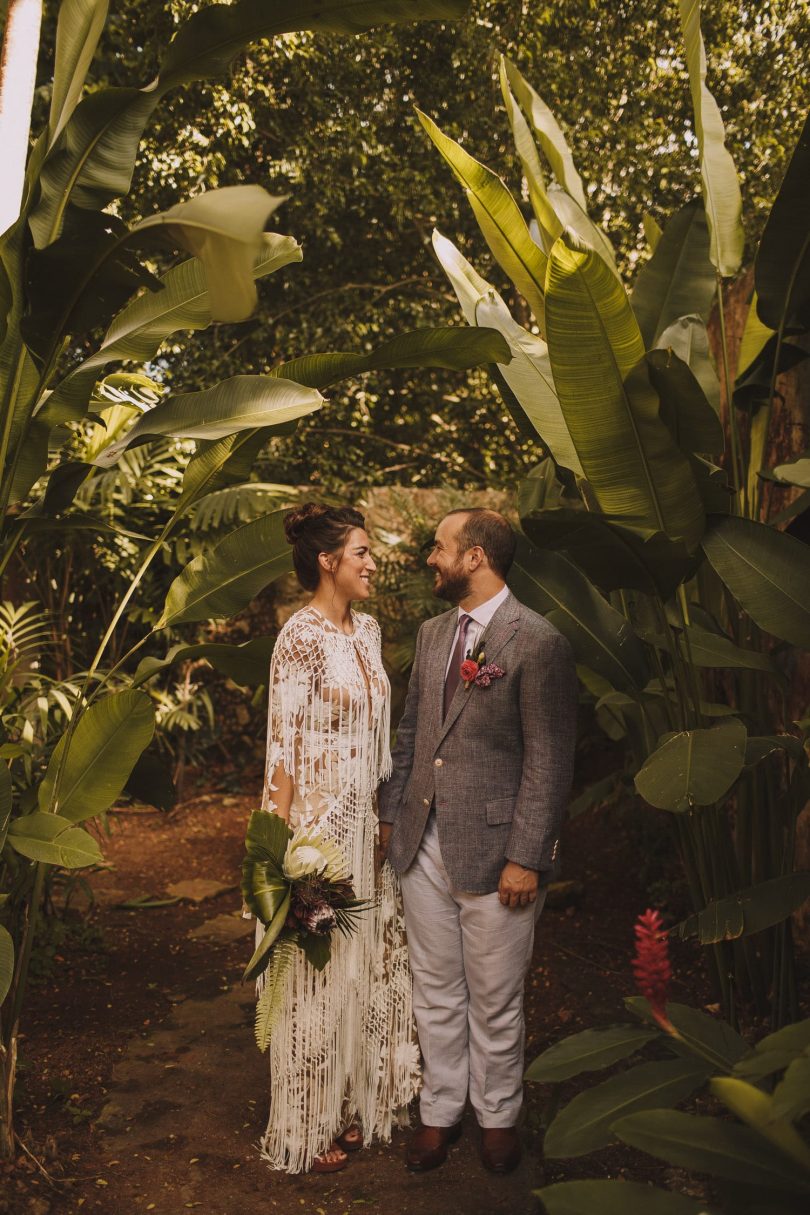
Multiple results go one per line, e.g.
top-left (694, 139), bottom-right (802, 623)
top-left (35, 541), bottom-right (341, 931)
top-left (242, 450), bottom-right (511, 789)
top-left (406, 1122), bottom-right (463, 1172)
top-left (480, 1127), bottom-right (522, 1174)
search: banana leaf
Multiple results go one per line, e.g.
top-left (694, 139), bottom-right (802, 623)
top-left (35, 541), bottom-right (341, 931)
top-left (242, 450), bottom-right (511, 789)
top-left (755, 109), bottom-right (810, 333)
top-left (42, 233), bottom-right (301, 428)
top-left (544, 231), bottom-right (705, 548)
top-left (701, 515), bottom-right (810, 650)
top-left (509, 535), bottom-right (650, 693)
top-left (614, 1108), bottom-right (810, 1192)
top-left (678, 0), bottom-right (744, 276)
top-left (432, 231), bottom-right (582, 474)
top-left (631, 200), bottom-right (714, 346)
top-left (544, 1058), bottom-right (710, 1158)
top-left (159, 510), bottom-right (292, 626)
top-left (38, 690), bottom-right (155, 822)
top-left (634, 718), bottom-right (747, 811)
top-left (416, 109), bottom-right (546, 321)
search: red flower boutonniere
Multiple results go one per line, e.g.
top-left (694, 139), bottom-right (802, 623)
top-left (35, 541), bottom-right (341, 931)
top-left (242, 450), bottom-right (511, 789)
top-left (461, 649), bottom-right (505, 689)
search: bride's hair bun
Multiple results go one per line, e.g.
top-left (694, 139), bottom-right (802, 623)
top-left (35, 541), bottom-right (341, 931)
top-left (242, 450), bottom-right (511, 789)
top-left (283, 502), bottom-right (329, 546)
top-left (283, 502), bottom-right (366, 591)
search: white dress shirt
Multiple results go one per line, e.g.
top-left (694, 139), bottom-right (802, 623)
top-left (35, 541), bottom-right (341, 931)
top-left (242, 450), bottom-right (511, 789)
top-left (444, 584), bottom-right (510, 676)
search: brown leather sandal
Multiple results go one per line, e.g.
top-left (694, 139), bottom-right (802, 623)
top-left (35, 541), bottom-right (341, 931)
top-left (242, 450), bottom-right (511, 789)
top-left (335, 1124), bottom-right (363, 1152)
top-left (311, 1144), bottom-right (349, 1173)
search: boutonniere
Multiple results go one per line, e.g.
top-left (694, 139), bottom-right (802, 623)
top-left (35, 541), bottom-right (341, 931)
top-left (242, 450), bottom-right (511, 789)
top-left (460, 648), bottom-right (505, 690)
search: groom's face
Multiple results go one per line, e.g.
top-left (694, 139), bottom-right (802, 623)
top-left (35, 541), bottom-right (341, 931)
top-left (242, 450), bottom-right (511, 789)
top-left (427, 515), bottom-right (471, 604)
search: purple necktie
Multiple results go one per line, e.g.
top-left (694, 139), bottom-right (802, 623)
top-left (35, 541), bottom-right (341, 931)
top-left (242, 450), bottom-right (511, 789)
top-left (444, 613), bottom-right (473, 718)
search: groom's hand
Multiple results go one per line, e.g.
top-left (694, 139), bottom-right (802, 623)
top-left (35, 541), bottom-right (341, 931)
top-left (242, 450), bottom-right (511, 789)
top-left (498, 861), bottom-right (538, 908)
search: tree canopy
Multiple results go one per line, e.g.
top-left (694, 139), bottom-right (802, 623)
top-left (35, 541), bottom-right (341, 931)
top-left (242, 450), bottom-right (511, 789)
top-left (24, 0), bottom-right (810, 491)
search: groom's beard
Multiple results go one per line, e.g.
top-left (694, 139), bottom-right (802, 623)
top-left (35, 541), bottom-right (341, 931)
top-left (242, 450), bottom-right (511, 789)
top-left (432, 562), bottom-right (471, 604)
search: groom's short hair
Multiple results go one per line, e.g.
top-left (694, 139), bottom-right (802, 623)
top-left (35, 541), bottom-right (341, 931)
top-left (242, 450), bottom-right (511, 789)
top-left (445, 509), bottom-right (516, 578)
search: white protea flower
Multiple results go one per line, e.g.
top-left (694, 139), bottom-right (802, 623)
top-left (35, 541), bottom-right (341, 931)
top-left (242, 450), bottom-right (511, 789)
top-left (282, 825), bottom-right (347, 882)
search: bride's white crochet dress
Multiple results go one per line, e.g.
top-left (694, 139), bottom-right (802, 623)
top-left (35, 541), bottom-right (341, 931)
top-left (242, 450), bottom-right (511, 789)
top-left (257, 605), bottom-right (419, 1173)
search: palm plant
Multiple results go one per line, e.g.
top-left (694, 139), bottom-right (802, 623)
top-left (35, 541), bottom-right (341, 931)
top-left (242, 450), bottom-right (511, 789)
top-left (419, 0), bottom-right (810, 1024)
top-left (0, 0), bottom-right (513, 1157)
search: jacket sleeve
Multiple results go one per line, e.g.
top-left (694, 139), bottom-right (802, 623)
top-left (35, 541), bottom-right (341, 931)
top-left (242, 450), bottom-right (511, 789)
top-left (506, 629), bottom-right (578, 875)
top-left (377, 620), bottom-right (426, 824)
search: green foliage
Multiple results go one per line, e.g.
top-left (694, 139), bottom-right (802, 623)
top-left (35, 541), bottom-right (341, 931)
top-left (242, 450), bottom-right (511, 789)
top-left (530, 1001), bottom-right (810, 1214)
top-left (1, 0), bottom-right (505, 1158)
top-left (423, 17), bottom-right (810, 1023)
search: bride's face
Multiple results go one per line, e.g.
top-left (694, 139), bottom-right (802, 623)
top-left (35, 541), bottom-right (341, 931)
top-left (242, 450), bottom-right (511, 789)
top-left (326, 528), bottom-right (376, 601)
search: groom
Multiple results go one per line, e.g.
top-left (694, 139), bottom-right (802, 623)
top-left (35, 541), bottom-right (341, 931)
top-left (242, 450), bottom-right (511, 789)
top-left (378, 508), bottom-right (578, 1174)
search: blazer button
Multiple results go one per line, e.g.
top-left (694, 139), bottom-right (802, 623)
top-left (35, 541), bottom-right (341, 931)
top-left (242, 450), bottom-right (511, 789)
top-left (423, 798), bottom-right (430, 807)
top-left (434, 758), bottom-right (443, 767)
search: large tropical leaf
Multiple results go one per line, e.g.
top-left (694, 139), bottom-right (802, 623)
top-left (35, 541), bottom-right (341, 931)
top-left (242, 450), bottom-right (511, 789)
top-left (42, 233), bottom-right (301, 427)
top-left (678, 0), bottom-right (744, 276)
top-left (755, 110), bottom-right (810, 333)
top-left (132, 637), bottom-right (277, 688)
top-left (646, 348), bottom-right (723, 453)
top-left (7, 813), bottom-right (104, 868)
top-left (38, 690), bottom-right (155, 822)
top-left (614, 1108), bottom-right (810, 1192)
top-left (701, 515), bottom-right (810, 650)
top-left (509, 536), bottom-right (650, 693)
top-left (771, 1056), bottom-right (810, 1124)
top-left (129, 186), bottom-right (285, 322)
top-left (538, 1179), bottom-right (713, 1215)
top-left (28, 0), bottom-right (468, 244)
top-left (432, 231), bottom-right (582, 474)
top-left (521, 509), bottom-right (698, 597)
top-left (631, 201), bottom-right (715, 347)
top-left (625, 997), bottom-right (748, 1072)
top-left (49, 0), bottom-right (110, 141)
top-left (734, 1021), bottom-right (810, 1082)
top-left (416, 109), bottom-right (547, 320)
top-left (657, 313), bottom-right (720, 411)
top-left (544, 1058), bottom-right (710, 1158)
top-left (0, 924), bottom-right (13, 1006)
top-left (94, 376), bottom-right (324, 467)
top-left (675, 873), bottom-right (810, 944)
top-left (544, 231), bottom-right (704, 547)
top-left (634, 718), bottom-right (747, 812)
top-left (711, 1077), bottom-right (810, 1171)
top-left (673, 626), bottom-right (776, 674)
top-left (499, 55), bottom-right (588, 211)
top-left (269, 325), bottom-right (510, 388)
top-left (497, 62), bottom-right (559, 252)
top-left (159, 511), bottom-right (291, 626)
top-left (525, 1025), bottom-right (658, 1083)
top-left (546, 184), bottom-right (619, 275)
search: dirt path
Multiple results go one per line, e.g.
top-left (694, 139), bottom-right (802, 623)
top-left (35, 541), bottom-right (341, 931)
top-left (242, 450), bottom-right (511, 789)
top-left (7, 781), bottom-right (711, 1215)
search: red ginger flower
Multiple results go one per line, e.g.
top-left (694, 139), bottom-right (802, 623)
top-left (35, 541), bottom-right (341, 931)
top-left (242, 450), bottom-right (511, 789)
top-left (632, 908), bottom-right (675, 1032)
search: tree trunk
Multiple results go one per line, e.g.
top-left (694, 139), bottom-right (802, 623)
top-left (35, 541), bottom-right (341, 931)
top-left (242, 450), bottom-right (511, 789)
top-left (0, 0), bottom-right (43, 236)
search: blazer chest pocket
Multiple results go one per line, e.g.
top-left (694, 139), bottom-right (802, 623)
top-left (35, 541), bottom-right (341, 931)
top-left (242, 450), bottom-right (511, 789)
top-left (486, 797), bottom-right (515, 825)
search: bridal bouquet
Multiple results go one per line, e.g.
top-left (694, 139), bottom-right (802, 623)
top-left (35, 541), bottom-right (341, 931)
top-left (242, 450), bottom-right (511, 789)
top-left (241, 810), bottom-right (370, 1050)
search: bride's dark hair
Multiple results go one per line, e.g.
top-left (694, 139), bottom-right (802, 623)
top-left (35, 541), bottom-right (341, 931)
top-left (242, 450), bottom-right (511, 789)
top-left (283, 503), bottom-right (366, 592)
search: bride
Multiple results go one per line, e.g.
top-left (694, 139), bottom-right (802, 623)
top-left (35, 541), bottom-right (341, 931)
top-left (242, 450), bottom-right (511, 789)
top-left (255, 503), bottom-right (419, 1173)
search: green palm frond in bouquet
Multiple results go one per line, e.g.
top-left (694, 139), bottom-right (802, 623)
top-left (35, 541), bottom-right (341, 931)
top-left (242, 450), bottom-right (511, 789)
top-left (241, 810), bottom-right (372, 1050)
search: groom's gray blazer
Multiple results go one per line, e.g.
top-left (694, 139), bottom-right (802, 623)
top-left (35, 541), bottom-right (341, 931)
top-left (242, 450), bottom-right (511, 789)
top-left (378, 591), bottom-right (578, 894)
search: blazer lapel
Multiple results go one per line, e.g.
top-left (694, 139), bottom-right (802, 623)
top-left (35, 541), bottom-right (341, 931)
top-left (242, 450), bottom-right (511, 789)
top-left (434, 592), bottom-right (520, 749)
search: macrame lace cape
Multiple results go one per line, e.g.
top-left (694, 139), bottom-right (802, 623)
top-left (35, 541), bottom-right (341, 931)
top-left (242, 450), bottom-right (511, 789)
top-left (257, 606), bottom-right (419, 1172)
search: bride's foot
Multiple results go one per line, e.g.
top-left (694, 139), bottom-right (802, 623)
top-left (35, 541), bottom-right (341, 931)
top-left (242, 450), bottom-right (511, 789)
top-left (335, 1124), bottom-right (363, 1152)
top-left (311, 1143), bottom-right (349, 1173)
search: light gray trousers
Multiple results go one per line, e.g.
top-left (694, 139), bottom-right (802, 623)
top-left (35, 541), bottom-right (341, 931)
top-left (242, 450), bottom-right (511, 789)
top-left (400, 816), bottom-right (544, 1128)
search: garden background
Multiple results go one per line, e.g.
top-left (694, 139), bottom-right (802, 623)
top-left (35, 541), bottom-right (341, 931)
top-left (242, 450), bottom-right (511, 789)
top-left (1, 1), bottom-right (809, 1213)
